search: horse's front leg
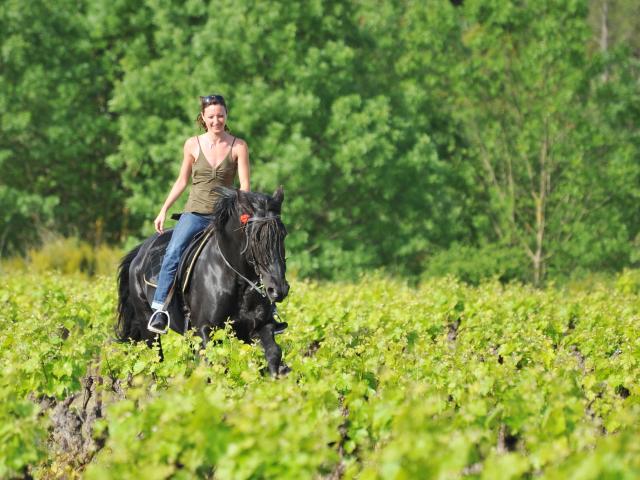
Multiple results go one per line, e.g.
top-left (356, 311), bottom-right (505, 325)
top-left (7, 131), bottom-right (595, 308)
top-left (198, 324), bottom-right (213, 353)
top-left (256, 323), bottom-right (289, 377)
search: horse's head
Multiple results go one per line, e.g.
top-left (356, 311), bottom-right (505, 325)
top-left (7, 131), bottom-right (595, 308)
top-left (235, 186), bottom-right (289, 303)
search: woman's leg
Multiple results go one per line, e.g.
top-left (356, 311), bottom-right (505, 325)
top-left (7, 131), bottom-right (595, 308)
top-left (151, 213), bottom-right (211, 310)
top-left (148, 213), bottom-right (212, 334)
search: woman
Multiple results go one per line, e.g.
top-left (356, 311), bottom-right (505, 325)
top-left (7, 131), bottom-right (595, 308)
top-left (148, 94), bottom-right (250, 334)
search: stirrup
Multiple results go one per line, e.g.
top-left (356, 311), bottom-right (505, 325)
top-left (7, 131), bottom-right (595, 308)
top-left (147, 310), bottom-right (171, 335)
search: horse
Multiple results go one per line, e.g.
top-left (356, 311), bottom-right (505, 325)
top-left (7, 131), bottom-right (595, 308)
top-left (115, 186), bottom-right (290, 377)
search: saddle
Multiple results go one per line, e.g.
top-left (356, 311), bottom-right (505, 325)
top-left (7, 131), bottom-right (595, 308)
top-left (141, 221), bottom-right (216, 305)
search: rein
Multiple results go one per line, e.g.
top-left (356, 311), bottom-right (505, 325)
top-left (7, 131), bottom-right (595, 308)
top-left (215, 214), bottom-right (284, 300)
top-left (215, 234), bottom-right (267, 298)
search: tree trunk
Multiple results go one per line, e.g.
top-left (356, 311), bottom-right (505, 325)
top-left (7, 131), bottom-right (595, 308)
top-left (531, 132), bottom-right (549, 287)
top-left (600, 0), bottom-right (609, 81)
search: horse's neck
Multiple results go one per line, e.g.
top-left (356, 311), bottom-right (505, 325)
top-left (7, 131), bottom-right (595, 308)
top-left (215, 226), bottom-right (253, 277)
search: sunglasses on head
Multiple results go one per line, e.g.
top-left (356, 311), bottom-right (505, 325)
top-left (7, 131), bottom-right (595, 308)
top-left (200, 94), bottom-right (226, 106)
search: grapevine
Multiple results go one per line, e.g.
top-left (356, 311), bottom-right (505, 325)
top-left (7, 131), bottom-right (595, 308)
top-left (0, 272), bottom-right (638, 478)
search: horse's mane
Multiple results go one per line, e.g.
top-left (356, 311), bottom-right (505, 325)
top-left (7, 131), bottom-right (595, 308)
top-left (211, 186), bottom-right (240, 231)
top-left (211, 186), bottom-right (285, 267)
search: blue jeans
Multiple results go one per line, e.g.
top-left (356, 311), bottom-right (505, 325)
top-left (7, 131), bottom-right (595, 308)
top-left (151, 212), bottom-right (213, 310)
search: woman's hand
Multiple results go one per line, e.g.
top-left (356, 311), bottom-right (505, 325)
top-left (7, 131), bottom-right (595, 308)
top-left (154, 210), bottom-right (166, 234)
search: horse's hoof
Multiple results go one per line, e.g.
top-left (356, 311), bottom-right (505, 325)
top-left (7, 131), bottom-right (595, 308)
top-left (277, 363), bottom-right (291, 377)
top-left (273, 321), bottom-right (288, 335)
top-left (259, 366), bottom-right (273, 378)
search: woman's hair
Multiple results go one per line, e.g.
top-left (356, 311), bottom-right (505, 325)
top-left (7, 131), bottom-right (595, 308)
top-left (196, 94), bottom-right (230, 132)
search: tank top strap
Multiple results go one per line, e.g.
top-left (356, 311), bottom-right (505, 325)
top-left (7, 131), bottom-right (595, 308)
top-left (230, 136), bottom-right (237, 162)
top-left (195, 135), bottom-right (203, 161)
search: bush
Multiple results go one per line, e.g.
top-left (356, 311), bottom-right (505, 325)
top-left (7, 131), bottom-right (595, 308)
top-left (421, 243), bottom-right (529, 285)
top-left (614, 268), bottom-right (640, 295)
top-left (0, 236), bottom-right (123, 277)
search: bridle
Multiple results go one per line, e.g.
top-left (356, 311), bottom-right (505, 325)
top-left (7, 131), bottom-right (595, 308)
top-left (215, 214), bottom-right (286, 300)
top-left (241, 215), bottom-right (286, 264)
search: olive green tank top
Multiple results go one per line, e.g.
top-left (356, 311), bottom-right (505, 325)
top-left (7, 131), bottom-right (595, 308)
top-left (184, 136), bottom-right (237, 214)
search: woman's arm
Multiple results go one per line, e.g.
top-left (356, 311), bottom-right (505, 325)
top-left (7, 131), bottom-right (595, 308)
top-left (236, 139), bottom-right (251, 191)
top-left (154, 138), bottom-right (195, 233)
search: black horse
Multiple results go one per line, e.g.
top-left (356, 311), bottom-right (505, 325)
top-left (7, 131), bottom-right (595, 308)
top-left (115, 186), bottom-right (290, 376)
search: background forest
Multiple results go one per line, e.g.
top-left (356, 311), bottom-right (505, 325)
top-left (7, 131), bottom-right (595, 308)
top-left (1, 0), bottom-right (639, 285)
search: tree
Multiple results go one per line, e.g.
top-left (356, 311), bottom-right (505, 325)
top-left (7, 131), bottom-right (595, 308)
top-left (588, 0), bottom-right (640, 58)
top-left (107, 0), bottom-right (471, 278)
top-left (451, 0), bottom-right (639, 284)
top-left (0, 0), bottom-right (125, 255)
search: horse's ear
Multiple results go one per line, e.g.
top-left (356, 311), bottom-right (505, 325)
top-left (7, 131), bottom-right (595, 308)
top-left (236, 189), bottom-right (254, 212)
top-left (272, 185), bottom-right (284, 205)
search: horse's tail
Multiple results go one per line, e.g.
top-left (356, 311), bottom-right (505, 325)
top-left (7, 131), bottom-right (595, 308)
top-left (115, 243), bottom-right (143, 342)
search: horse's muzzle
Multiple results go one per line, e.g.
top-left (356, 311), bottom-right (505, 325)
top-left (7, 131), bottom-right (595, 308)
top-left (267, 280), bottom-right (289, 303)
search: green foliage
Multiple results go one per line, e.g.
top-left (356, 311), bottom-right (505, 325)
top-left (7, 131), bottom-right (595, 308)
top-left (28, 238), bottom-right (122, 277)
top-left (1, 0), bottom-right (640, 281)
top-left (0, 0), bottom-right (125, 256)
top-left (423, 242), bottom-right (529, 285)
top-left (614, 268), bottom-right (640, 294)
top-left (101, 0), bottom-right (474, 278)
top-left (448, 0), bottom-right (640, 284)
top-left (1, 271), bottom-right (640, 477)
top-left (588, 0), bottom-right (640, 56)
top-left (0, 274), bottom-right (114, 477)
top-left (0, 186), bottom-right (58, 257)
top-left (0, 237), bottom-right (123, 277)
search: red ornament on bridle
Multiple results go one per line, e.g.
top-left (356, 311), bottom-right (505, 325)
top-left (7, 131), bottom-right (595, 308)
top-left (240, 213), bottom-right (250, 225)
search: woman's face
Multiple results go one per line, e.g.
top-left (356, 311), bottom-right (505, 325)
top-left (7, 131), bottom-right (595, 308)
top-left (203, 104), bottom-right (227, 133)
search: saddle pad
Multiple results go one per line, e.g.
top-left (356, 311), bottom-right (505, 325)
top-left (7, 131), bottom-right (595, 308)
top-left (142, 226), bottom-right (215, 294)
top-left (142, 230), bottom-right (174, 287)
top-left (176, 226), bottom-right (216, 292)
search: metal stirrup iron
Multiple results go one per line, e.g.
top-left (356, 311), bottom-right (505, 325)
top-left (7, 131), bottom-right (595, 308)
top-left (148, 283), bottom-right (175, 335)
top-left (147, 309), bottom-right (171, 335)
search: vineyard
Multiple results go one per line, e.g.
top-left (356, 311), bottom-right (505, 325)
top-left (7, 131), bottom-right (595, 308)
top-left (1, 271), bottom-right (639, 479)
